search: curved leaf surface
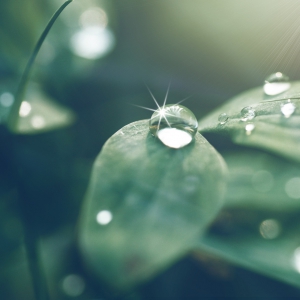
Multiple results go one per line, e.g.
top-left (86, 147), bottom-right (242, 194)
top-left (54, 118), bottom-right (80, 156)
top-left (78, 120), bottom-right (227, 291)
top-left (198, 82), bottom-right (300, 162)
top-left (2, 83), bottom-right (75, 134)
top-left (197, 149), bottom-right (300, 288)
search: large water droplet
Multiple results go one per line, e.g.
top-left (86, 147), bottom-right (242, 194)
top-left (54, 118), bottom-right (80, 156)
top-left (149, 104), bottom-right (198, 149)
top-left (281, 101), bottom-right (295, 118)
top-left (264, 72), bottom-right (291, 96)
top-left (62, 274), bottom-right (85, 297)
top-left (240, 106), bottom-right (256, 122)
top-left (218, 113), bottom-right (228, 125)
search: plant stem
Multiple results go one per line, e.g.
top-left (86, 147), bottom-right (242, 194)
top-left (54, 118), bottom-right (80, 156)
top-left (24, 228), bottom-right (50, 300)
top-left (6, 1), bottom-right (73, 299)
top-left (7, 0), bottom-right (73, 132)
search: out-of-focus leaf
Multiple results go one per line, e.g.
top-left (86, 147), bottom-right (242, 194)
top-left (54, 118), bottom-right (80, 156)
top-left (198, 82), bottom-right (300, 162)
top-left (197, 224), bottom-right (300, 289)
top-left (78, 120), bottom-right (227, 291)
top-left (4, 83), bottom-right (75, 134)
top-left (196, 149), bottom-right (300, 288)
top-left (223, 150), bottom-right (300, 212)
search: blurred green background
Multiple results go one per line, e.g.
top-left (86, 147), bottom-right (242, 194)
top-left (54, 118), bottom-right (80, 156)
top-left (1, 0), bottom-right (300, 299)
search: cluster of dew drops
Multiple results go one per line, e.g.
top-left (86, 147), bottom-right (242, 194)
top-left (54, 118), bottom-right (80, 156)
top-left (218, 72), bottom-right (296, 135)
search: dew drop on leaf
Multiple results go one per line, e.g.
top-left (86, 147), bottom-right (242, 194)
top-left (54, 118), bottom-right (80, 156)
top-left (245, 123), bottom-right (255, 135)
top-left (281, 101), bottom-right (295, 118)
top-left (218, 113), bottom-right (228, 125)
top-left (149, 104), bottom-right (198, 149)
top-left (240, 106), bottom-right (256, 122)
top-left (264, 72), bottom-right (291, 96)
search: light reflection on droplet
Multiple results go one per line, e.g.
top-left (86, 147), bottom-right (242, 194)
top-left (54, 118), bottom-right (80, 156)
top-left (281, 101), bottom-right (295, 118)
top-left (259, 219), bottom-right (281, 239)
top-left (19, 101), bottom-right (32, 117)
top-left (62, 274), bottom-right (85, 297)
top-left (218, 113), bottom-right (228, 125)
top-left (264, 72), bottom-right (291, 96)
top-left (293, 247), bottom-right (300, 273)
top-left (157, 128), bottom-right (192, 149)
top-left (285, 177), bottom-right (300, 199)
top-left (252, 170), bottom-right (274, 192)
top-left (240, 106), bottom-right (256, 122)
top-left (70, 27), bottom-right (115, 60)
top-left (31, 115), bottom-right (45, 129)
top-left (80, 7), bottom-right (108, 29)
top-left (245, 123), bottom-right (255, 135)
top-left (96, 210), bottom-right (113, 225)
top-left (0, 92), bottom-right (14, 107)
top-left (149, 104), bottom-right (198, 149)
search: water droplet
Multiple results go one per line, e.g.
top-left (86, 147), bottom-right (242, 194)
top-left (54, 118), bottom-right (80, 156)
top-left (218, 113), bottom-right (228, 125)
top-left (96, 210), bottom-right (113, 225)
top-left (281, 101), bottom-right (295, 118)
top-left (293, 247), bottom-right (300, 273)
top-left (264, 72), bottom-right (291, 96)
top-left (0, 92), bottom-right (14, 107)
top-left (19, 101), bottom-right (32, 117)
top-left (31, 115), bottom-right (45, 129)
top-left (240, 106), bottom-right (256, 122)
top-left (149, 104), bottom-right (198, 149)
top-left (259, 219), bottom-right (281, 239)
top-left (245, 123), bottom-right (255, 135)
top-left (285, 177), bottom-right (300, 199)
top-left (62, 274), bottom-right (85, 297)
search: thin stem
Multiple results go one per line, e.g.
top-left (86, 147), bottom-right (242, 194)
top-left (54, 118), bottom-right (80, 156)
top-left (24, 229), bottom-right (50, 300)
top-left (6, 2), bottom-right (73, 300)
top-left (7, 0), bottom-right (73, 132)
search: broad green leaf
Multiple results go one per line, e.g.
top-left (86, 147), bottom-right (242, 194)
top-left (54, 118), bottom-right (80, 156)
top-left (2, 83), bottom-right (75, 134)
top-left (198, 82), bottom-right (300, 162)
top-left (78, 120), bottom-right (227, 291)
top-left (197, 149), bottom-right (300, 288)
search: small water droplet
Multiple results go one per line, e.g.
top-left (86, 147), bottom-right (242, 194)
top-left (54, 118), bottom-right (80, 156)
top-left (264, 72), bottom-right (290, 96)
top-left (281, 101), bottom-right (295, 118)
top-left (245, 123), bottom-right (255, 135)
top-left (31, 115), bottom-right (45, 129)
top-left (285, 177), bottom-right (300, 199)
top-left (0, 92), bottom-right (14, 107)
top-left (240, 106), bottom-right (256, 122)
top-left (62, 274), bottom-right (85, 297)
top-left (149, 104), bottom-right (198, 149)
top-left (218, 113), bottom-right (228, 125)
top-left (96, 210), bottom-right (113, 225)
top-left (293, 247), bottom-right (300, 273)
top-left (19, 101), bottom-right (31, 117)
top-left (259, 219), bottom-right (281, 239)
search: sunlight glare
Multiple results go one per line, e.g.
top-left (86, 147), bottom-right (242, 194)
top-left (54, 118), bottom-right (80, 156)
top-left (157, 128), bottom-right (192, 149)
top-left (70, 27), bottom-right (115, 60)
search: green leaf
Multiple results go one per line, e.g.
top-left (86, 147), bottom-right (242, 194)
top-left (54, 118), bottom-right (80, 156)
top-left (197, 149), bottom-right (300, 288)
top-left (198, 82), bottom-right (300, 162)
top-left (3, 83), bottom-right (75, 134)
top-left (78, 120), bottom-right (227, 291)
top-left (223, 149), bottom-right (300, 212)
